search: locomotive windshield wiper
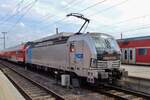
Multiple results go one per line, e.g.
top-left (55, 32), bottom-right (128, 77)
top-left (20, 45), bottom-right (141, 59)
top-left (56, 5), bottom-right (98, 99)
top-left (66, 13), bottom-right (90, 34)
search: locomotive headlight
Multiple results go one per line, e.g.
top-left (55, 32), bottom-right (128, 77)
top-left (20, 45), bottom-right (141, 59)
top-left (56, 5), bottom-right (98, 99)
top-left (90, 58), bottom-right (97, 67)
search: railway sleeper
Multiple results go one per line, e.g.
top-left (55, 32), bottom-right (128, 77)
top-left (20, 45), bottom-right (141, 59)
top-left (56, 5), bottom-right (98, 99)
top-left (24, 86), bottom-right (41, 90)
top-left (30, 93), bottom-right (51, 98)
top-left (33, 96), bottom-right (55, 100)
top-left (27, 91), bottom-right (49, 95)
top-left (25, 89), bottom-right (47, 93)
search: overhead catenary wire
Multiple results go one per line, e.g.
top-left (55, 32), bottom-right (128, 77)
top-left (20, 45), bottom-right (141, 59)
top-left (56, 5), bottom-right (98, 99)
top-left (37, 0), bottom-right (82, 23)
top-left (7, 0), bottom-right (38, 33)
top-left (51, 0), bottom-right (128, 30)
top-left (5, 0), bottom-right (130, 36)
top-left (0, 0), bottom-right (25, 24)
top-left (53, 0), bottom-right (128, 33)
top-left (79, 0), bottom-right (107, 12)
top-left (41, 0), bottom-right (108, 30)
top-left (31, 0), bottom-right (83, 30)
top-left (88, 0), bottom-right (129, 17)
top-left (0, 0), bottom-right (36, 25)
top-left (110, 23), bottom-right (150, 35)
top-left (0, 0), bottom-right (24, 21)
top-left (97, 14), bottom-right (150, 29)
top-left (15, 0), bottom-right (129, 35)
top-left (27, 0), bottom-right (150, 38)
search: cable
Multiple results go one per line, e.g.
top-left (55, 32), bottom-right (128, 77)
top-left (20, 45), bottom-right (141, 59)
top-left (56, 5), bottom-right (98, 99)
top-left (7, 0), bottom-right (38, 33)
top-left (97, 14), bottom-right (150, 29)
top-left (33, 0), bottom-right (82, 29)
top-left (56, 0), bottom-right (127, 31)
top-left (63, 0), bottom-right (77, 10)
top-left (80, 0), bottom-right (107, 12)
top-left (0, 0), bottom-right (36, 25)
top-left (38, 0), bottom-right (80, 22)
top-left (54, 0), bottom-right (107, 32)
top-left (89, 0), bottom-right (128, 17)
top-left (111, 15), bottom-right (149, 26)
top-left (0, 0), bottom-right (24, 23)
top-left (42, 0), bottom-right (108, 30)
top-left (44, 0), bottom-right (107, 23)
top-left (110, 23), bottom-right (150, 34)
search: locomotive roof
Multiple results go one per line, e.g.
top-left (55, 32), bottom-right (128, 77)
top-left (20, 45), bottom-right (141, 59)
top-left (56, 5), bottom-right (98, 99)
top-left (118, 35), bottom-right (150, 42)
top-left (33, 32), bottom-right (73, 43)
top-left (89, 32), bottom-right (114, 38)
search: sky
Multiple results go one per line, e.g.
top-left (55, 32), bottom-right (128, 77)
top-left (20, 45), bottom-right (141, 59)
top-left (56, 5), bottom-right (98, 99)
top-left (0, 0), bottom-right (150, 49)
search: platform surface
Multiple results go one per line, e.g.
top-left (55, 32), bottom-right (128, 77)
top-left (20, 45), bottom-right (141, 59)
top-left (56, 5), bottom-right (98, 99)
top-left (121, 64), bottom-right (150, 79)
top-left (0, 70), bottom-right (25, 100)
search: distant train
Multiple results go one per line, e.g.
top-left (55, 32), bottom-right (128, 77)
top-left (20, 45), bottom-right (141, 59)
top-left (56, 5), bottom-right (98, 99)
top-left (118, 36), bottom-right (150, 65)
top-left (0, 32), bottom-right (127, 84)
top-left (0, 44), bottom-right (28, 62)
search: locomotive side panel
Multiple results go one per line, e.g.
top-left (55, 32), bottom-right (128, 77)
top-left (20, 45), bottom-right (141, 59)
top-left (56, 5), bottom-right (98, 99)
top-left (31, 43), bottom-right (68, 70)
top-left (67, 40), bottom-right (92, 77)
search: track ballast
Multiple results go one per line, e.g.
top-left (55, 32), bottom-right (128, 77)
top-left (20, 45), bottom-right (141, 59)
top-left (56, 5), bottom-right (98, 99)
top-left (0, 61), bottom-right (64, 100)
top-left (1, 60), bottom-right (150, 100)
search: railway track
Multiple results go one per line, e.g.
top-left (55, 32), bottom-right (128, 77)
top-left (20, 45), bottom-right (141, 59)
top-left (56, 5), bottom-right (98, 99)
top-left (95, 85), bottom-right (149, 100)
top-left (0, 61), bottom-right (64, 100)
top-left (1, 60), bottom-right (150, 100)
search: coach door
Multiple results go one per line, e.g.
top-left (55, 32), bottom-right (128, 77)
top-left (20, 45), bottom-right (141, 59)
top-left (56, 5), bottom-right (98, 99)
top-left (122, 48), bottom-right (129, 64)
top-left (128, 48), bottom-right (136, 64)
top-left (122, 48), bottom-right (136, 64)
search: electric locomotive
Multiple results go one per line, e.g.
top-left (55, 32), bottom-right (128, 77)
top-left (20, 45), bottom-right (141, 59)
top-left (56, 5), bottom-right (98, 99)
top-left (0, 13), bottom-right (127, 84)
top-left (25, 31), bottom-right (127, 84)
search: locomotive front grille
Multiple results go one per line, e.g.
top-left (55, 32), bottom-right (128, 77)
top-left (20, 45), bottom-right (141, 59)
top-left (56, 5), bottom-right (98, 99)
top-left (112, 61), bottom-right (120, 67)
top-left (97, 61), bottom-right (107, 68)
top-left (97, 60), bottom-right (120, 68)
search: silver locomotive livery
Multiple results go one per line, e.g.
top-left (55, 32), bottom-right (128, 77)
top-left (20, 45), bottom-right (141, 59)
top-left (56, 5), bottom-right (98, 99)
top-left (26, 32), bottom-right (126, 84)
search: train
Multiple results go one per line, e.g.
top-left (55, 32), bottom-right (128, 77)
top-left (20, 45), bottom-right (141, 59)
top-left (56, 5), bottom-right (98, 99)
top-left (118, 36), bottom-right (150, 65)
top-left (0, 44), bottom-right (28, 62)
top-left (0, 32), bottom-right (127, 84)
top-left (0, 13), bottom-right (127, 85)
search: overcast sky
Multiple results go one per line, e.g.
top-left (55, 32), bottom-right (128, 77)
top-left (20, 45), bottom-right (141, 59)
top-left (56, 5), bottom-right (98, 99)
top-left (0, 0), bottom-right (150, 49)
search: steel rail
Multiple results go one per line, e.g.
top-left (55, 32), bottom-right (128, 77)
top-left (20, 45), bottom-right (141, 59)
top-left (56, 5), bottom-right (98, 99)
top-left (0, 62), bottom-right (64, 100)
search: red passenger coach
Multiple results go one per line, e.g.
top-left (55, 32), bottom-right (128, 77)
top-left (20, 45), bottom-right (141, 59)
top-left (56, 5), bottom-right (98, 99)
top-left (117, 36), bottom-right (150, 65)
top-left (0, 44), bottom-right (27, 63)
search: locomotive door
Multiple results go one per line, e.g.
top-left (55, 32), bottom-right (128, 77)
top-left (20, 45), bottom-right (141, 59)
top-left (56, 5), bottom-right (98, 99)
top-left (128, 48), bottom-right (136, 64)
top-left (69, 41), bottom-right (84, 71)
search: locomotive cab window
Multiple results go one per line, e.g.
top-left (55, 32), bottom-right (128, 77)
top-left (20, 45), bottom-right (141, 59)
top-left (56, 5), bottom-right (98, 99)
top-left (91, 34), bottom-right (120, 52)
top-left (138, 48), bottom-right (147, 55)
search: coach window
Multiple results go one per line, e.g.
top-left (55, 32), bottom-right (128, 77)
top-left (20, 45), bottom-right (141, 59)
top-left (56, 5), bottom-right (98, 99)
top-left (138, 48), bottom-right (147, 55)
top-left (130, 50), bottom-right (132, 60)
top-left (124, 50), bottom-right (127, 60)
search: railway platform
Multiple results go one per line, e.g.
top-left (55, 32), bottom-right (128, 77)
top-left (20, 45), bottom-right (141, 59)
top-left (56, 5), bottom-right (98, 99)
top-left (121, 64), bottom-right (150, 79)
top-left (0, 70), bottom-right (25, 100)
top-left (121, 64), bottom-right (150, 95)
